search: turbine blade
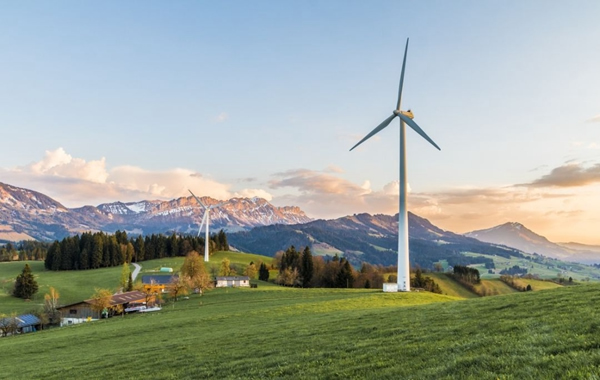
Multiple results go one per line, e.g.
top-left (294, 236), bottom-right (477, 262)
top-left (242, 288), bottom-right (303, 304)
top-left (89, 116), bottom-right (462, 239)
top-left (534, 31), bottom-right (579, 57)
top-left (398, 114), bottom-right (441, 151)
top-left (188, 189), bottom-right (207, 209)
top-left (350, 114), bottom-right (397, 151)
top-left (197, 211), bottom-right (208, 237)
top-left (212, 200), bottom-right (229, 208)
top-left (396, 38), bottom-right (409, 111)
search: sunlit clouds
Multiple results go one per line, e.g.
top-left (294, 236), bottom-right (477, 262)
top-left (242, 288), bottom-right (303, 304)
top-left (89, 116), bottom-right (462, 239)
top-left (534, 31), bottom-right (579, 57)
top-left (522, 162), bottom-right (600, 188)
top-left (2, 148), bottom-right (600, 244)
top-left (0, 148), bottom-right (269, 206)
top-left (587, 115), bottom-right (600, 123)
top-left (214, 112), bottom-right (229, 123)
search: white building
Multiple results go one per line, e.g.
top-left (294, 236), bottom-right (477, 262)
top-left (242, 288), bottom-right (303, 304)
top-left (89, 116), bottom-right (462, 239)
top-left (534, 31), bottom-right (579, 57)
top-left (215, 276), bottom-right (251, 288)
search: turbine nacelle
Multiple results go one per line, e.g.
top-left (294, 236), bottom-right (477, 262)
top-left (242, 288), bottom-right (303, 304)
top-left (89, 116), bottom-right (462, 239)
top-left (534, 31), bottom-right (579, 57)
top-left (394, 109), bottom-right (414, 119)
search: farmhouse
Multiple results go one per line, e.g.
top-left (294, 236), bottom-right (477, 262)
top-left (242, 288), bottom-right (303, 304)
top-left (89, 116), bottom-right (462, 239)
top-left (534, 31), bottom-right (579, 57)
top-left (0, 313), bottom-right (41, 336)
top-left (215, 276), bottom-right (251, 288)
top-left (58, 290), bottom-right (149, 326)
top-left (142, 275), bottom-right (177, 294)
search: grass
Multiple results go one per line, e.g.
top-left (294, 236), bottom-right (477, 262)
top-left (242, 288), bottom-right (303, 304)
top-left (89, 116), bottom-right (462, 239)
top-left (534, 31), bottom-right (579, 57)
top-left (427, 272), bottom-right (478, 298)
top-left (2, 283), bottom-right (600, 378)
top-left (465, 252), bottom-right (600, 281)
top-left (474, 279), bottom-right (518, 296)
top-left (0, 261), bottom-right (128, 315)
top-left (0, 251), bottom-right (272, 315)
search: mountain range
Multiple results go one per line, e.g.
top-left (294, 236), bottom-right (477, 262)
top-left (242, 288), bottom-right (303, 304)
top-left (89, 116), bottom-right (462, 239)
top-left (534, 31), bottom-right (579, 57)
top-left (227, 212), bottom-right (524, 268)
top-left (1, 181), bottom-right (599, 267)
top-left (0, 182), bottom-right (311, 242)
top-left (465, 222), bottom-right (600, 265)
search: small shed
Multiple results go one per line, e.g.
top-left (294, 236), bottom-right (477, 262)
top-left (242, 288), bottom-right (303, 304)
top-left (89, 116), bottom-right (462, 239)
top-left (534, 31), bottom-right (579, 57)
top-left (16, 314), bottom-right (41, 333)
top-left (215, 276), bottom-right (251, 288)
top-left (0, 314), bottom-right (41, 335)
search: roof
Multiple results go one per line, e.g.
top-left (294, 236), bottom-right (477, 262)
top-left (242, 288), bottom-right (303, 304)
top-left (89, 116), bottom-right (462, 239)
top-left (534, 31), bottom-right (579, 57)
top-left (16, 314), bottom-right (41, 327)
top-left (142, 275), bottom-right (177, 285)
top-left (108, 291), bottom-right (147, 305)
top-left (83, 291), bottom-right (147, 306)
top-left (216, 276), bottom-right (250, 281)
top-left (0, 314), bottom-right (41, 328)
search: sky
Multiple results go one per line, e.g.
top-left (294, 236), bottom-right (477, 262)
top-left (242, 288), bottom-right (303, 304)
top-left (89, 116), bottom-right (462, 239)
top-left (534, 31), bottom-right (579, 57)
top-left (0, 1), bottom-right (599, 244)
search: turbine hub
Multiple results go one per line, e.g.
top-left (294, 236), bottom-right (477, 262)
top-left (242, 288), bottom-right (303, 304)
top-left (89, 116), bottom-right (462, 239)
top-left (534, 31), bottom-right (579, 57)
top-left (394, 110), bottom-right (415, 119)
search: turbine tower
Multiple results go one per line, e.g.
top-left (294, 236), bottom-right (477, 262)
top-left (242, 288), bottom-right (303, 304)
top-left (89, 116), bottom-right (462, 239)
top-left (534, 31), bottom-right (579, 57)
top-left (188, 190), bottom-right (228, 262)
top-left (350, 38), bottom-right (440, 292)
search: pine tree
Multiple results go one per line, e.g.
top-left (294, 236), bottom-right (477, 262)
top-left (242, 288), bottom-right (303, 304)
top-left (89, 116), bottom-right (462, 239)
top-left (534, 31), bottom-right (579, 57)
top-left (300, 246), bottom-right (314, 288)
top-left (13, 264), bottom-right (39, 299)
top-left (259, 263), bottom-right (270, 281)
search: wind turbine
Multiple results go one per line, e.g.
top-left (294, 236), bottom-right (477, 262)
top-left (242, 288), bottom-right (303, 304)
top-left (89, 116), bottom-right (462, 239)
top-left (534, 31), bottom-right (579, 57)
top-left (350, 38), bottom-right (440, 292)
top-left (188, 190), bottom-right (228, 262)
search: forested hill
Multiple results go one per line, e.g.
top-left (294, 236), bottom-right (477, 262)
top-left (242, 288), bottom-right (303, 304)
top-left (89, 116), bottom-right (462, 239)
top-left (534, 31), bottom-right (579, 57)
top-left (228, 212), bottom-right (524, 269)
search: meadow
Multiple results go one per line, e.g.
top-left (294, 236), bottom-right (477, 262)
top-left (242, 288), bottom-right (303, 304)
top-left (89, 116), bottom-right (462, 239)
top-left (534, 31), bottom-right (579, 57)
top-left (0, 261), bottom-right (127, 315)
top-left (465, 252), bottom-right (600, 281)
top-left (1, 281), bottom-right (600, 379)
top-left (0, 251), bottom-right (271, 315)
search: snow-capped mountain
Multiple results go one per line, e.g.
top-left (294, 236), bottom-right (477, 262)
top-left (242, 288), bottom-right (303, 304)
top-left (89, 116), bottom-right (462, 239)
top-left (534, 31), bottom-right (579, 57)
top-left (0, 182), bottom-right (312, 242)
top-left (465, 222), bottom-right (600, 264)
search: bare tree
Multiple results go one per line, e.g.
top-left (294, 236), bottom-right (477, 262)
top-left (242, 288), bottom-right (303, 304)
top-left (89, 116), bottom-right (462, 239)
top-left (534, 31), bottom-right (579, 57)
top-left (0, 313), bottom-right (19, 337)
top-left (43, 287), bottom-right (61, 325)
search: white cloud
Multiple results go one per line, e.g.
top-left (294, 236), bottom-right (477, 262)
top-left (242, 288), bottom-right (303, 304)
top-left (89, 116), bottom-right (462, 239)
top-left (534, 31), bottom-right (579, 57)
top-left (214, 112), bottom-right (229, 123)
top-left (0, 148), bottom-right (251, 207)
top-left (233, 188), bottom-right (273, 201)
top-left (30, 148), bottom-right (108, 183)
top-left (586, 115), bottom-right (600, 123)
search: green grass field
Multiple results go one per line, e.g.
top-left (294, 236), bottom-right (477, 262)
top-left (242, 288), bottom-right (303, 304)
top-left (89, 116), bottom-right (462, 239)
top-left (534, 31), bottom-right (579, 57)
top-left (465, 252), bottom-right (600, 281)
top-left (427, 272), bottom-right (478, 298)
top-left (0, 251), bottom-right (273, 315)
top-left (2, 281), bottom-right (600, 378)
top-left (0, 261), bottom-right (128, 315)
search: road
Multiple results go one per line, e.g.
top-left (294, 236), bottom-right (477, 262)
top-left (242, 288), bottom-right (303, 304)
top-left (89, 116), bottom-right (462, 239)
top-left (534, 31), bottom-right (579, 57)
top-left (131, 263), bottom-right (142, 281)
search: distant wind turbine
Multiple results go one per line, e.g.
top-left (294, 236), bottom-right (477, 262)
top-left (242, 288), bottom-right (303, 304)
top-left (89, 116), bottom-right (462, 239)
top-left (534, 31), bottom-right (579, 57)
top-left (350, 38), bottom-right (440, 292)
top-left (188, 190), bottom-right (229, 262)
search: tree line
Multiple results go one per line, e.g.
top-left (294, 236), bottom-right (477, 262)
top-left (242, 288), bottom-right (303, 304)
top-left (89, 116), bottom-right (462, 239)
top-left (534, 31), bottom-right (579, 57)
top-left (270, 246), bottom-right (442, 292)
top-left (44, 230), bottom-right (229, 271)
top-left (0, 241), bottom-right (49, 262)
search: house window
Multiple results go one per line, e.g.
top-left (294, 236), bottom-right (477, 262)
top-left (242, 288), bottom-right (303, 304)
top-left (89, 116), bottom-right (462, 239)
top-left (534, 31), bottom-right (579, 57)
top-left (69, 309), bottom-right (77, 315)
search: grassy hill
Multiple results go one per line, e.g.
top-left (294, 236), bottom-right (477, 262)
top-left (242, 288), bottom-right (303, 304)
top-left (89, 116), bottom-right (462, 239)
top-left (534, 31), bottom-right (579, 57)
top-left (465, 252), bottom-right (600, 281)
top-left (0, 261), bottom-right (127, 315)
top-left (0, 251), bottom-right (272, 315)
top-left (2, 282), bottom-right (600, 378)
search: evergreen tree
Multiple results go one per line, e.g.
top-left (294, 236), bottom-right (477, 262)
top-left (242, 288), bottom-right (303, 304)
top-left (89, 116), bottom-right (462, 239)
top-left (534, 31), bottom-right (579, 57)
top-left (300, 246), bottom-right (314, 288)
top-left (13, 264), bottom-right (39, 299)
top-left (168, 233), bottom-right (179, 257)
top-left (259, 262), bottom-right (270, 281)
top-left (91, 234), bottom-right (104, 269)
top-left (134, 235), bottom-right (145, 262)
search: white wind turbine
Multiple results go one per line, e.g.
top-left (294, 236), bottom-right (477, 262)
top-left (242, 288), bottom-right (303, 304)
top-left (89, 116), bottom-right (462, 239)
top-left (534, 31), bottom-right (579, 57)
top-left (188, 190), bottom-right (229, 262)
top-left (350, 38), bottom-right (440, 292)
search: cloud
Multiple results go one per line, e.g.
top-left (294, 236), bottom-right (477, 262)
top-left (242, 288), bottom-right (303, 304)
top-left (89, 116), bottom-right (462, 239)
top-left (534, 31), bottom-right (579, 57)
top-left (214, 112), bottom-right (229, 123)
top-left (587, 115), bottom-right (600, 123)
top-left (407, 185), bottom-right (583, 237)
top-left (269, 168), bottom-right (398, 218)
top-left (0, 147), bottom-right (272, 207)
top-left (233, 188), bottom-right (273, 201)
top-left (29, 147), bottom-right (109, 183)
top-left (522, 162), bottom-right (600, 188)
